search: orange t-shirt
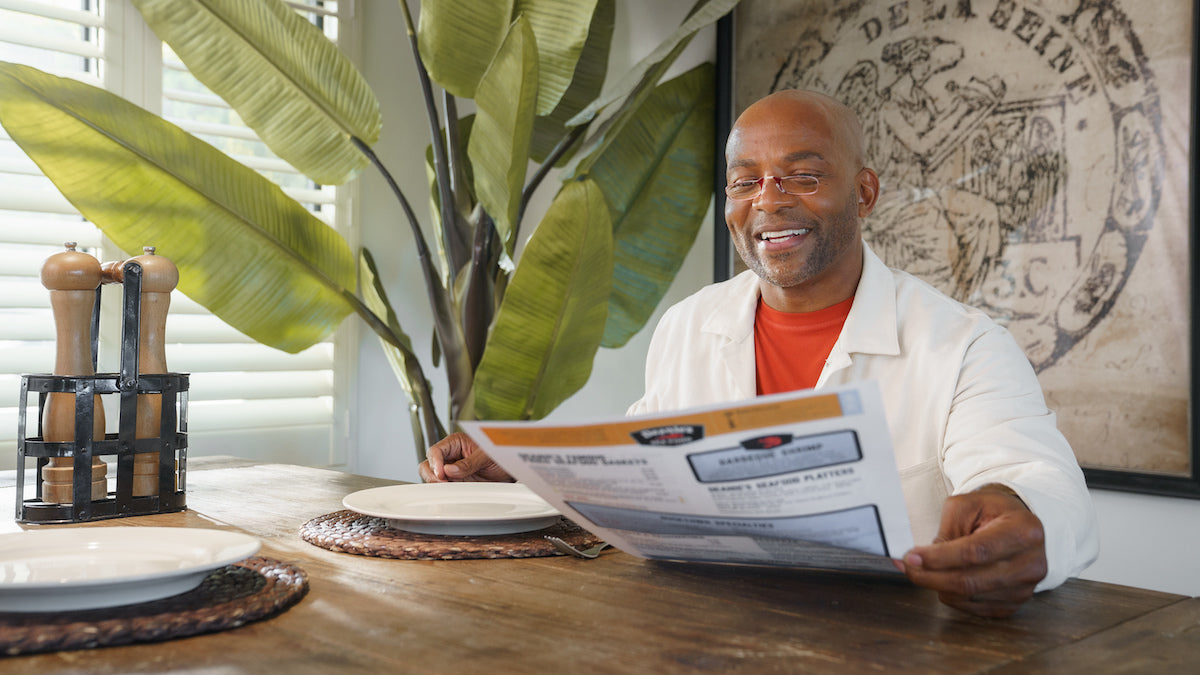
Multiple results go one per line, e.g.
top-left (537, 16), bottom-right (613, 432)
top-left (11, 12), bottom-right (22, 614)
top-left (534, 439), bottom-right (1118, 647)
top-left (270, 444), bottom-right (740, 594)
top-left (754, 296), bottom-right (854, 395)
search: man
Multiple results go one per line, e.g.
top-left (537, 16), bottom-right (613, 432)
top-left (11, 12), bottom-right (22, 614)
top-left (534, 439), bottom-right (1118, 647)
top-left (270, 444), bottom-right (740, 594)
top-left (421, 89), bottom-right (1098, 618)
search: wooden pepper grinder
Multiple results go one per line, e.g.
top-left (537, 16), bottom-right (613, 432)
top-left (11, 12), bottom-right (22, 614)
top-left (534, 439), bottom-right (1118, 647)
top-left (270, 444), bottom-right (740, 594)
top-left (40, 242), bottom-right (107, 503)
top-left (127, 247), bottom-right (179, 496)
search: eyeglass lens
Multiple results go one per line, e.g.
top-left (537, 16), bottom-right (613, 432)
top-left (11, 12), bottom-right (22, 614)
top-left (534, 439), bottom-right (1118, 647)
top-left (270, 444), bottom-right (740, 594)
top-left (725, 175), bottom-right (819, 200)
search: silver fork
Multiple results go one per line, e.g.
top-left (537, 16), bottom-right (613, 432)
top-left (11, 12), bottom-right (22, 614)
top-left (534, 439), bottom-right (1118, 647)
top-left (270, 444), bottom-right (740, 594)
top-left (544, 535), bottom-right (610, 559)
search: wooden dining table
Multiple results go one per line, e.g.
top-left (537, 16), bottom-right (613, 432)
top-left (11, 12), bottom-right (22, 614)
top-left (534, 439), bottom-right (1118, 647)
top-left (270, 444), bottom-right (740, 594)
top-left (1, 456), bottom-right (1197, 673)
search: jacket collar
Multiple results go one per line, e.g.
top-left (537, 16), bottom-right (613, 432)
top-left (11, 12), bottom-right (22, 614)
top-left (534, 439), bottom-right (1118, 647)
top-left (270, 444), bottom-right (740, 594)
top-left (701, 241), bottom-right (901, 358)
top-left (700, 269), bottom-right (759, 399)
top-left (701, 269), bottom-right (759, 342)
top-left (837, 243), bottom-right (901, 358)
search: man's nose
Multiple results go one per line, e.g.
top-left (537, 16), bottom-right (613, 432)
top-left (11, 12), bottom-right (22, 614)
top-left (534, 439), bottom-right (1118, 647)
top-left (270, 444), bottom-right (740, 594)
top-left (753, 178), bottom-right (797, 212)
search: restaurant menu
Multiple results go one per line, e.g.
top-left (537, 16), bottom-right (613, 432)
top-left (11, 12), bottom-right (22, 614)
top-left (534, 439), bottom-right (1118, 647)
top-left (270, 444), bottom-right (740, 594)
top-left (460, 382), bottom-right (914, 574)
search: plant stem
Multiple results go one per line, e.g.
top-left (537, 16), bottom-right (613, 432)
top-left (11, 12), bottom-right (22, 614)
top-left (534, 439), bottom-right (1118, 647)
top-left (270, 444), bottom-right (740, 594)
top-left (352, 135), bottom-right (472, 421)
top-left (399, 0), bottom-right (469, 277)
top-left (338, 287), bottom-right (443, 448)
top-left (460, 207), bottom-right (497, 370)
top-left (395, 0), bottom-right (475, 422)
top-left (516, 124), bottom-right (587, 241)
top-left (351, 137), bottom-right (434, 273)
top-left (442, 93), bottom-right (470, 216)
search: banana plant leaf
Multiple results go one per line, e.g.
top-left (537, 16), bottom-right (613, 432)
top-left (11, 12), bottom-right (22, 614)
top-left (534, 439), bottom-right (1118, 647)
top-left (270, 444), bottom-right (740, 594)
top-left (515, 0), bottom-right (600, 115)
top-left (567, 0), bottom-right (738, 129)
top-left (131, 0), bottom-right (381, 186)
top-left (470, 179), bottom-right (613, 421)
top-left (590, 64), bottom-right (715, 348)
top-left (0, 62), bottom-right (356, 353)
top-left (564, 0), bottom-right (739, 180)
top-left (467, 16), bottom-right (538, 254)
top-left (417, 0), bottom-right (514, 100)
top-left (418, 0), bottom-right (599, 115)
top-left (529, 0), bottom-right (614, 164)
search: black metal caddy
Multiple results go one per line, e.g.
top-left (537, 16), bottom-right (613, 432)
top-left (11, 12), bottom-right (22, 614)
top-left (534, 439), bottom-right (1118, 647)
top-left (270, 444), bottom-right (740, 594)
top-left (14, 260), bottom-right (188, 523)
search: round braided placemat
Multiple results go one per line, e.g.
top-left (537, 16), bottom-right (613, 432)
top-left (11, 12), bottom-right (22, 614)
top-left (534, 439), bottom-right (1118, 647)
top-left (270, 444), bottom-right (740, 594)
top-left (0, 556), bottom-right (307, 657)
top-left (300, 510), bottom-right (603, 560)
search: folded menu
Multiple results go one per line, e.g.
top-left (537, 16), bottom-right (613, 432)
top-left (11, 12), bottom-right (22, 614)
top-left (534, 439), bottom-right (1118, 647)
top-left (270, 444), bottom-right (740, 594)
top-left (460, 381), bottom-right (914, 574)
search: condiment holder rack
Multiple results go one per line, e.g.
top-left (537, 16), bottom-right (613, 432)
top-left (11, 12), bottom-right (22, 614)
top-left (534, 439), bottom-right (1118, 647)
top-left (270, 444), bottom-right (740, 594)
top-left (15, 259), bottom-right (189, 523)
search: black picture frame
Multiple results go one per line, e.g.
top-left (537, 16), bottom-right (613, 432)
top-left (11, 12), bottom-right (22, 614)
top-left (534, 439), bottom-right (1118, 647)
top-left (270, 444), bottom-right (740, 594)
top-left (713, 3), bottom-right (1200, 499)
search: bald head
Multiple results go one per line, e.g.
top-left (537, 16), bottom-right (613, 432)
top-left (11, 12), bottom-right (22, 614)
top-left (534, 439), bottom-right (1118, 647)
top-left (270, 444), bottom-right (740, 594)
top-left (727, 90), bottom-right (867, 169)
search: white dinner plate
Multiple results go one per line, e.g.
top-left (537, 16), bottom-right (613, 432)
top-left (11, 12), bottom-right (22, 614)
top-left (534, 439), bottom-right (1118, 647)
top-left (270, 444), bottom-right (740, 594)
top-left (343, 482), bottom-right (561, 536)
top-left (0, 527), bottom-right (261, 613)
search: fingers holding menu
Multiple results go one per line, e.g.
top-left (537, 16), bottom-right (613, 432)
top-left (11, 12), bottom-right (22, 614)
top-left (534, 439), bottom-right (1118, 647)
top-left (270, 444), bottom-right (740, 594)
top-left (897, 485), bottom-right (1048, 618)
top-left (419, 432), bottom-right (514, 483)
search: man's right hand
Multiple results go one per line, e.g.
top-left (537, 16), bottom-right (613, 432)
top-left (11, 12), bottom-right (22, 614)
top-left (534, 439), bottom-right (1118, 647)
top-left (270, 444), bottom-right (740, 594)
top-left (418, 432), bottom-right (513, 483)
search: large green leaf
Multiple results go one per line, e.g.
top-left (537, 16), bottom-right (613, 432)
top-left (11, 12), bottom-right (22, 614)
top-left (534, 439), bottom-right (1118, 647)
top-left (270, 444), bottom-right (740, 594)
top-left (529, 0), bottom-right (614, 164)
top-left (417, 0), bottom-right (514, 99)
top-left (467, 16), bottom-right (539, 253)
top-left (131, 0), bottom-right (381, 185)
top-left (565, 0), bottom-right (738, 179)
top-left (567, 0), bottom-right (738, 128)
top-left (0, 62), bottom-right (356, 353)
top-left (515, 0), bottom-right (600, 115)
top-left (471, 179), bottom-right (612, 421)
top-left (417, 0), bottom-right (598, 114)
top-left (590, 64), bottom-right (715, 348)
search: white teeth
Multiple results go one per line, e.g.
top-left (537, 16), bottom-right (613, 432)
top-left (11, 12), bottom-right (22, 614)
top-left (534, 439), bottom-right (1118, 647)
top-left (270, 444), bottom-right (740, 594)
top-left (759, 228), bottom-right (810, 242)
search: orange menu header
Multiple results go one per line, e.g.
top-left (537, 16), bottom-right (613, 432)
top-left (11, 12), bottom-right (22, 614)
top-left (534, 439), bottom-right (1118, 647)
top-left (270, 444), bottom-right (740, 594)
top-left (479, 394), bottom-right (845, 447)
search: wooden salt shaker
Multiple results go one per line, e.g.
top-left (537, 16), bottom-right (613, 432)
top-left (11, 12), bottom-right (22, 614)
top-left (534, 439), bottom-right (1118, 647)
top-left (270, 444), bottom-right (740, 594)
top-left (123, 247), bottom-right (179, 496)
top-left (40, 242), bottom-right (107, 503)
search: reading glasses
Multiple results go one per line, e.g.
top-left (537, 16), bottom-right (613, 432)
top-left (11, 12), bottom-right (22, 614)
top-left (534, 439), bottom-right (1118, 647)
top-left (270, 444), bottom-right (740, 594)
top-left (724, 174), bottom-right (820, 200)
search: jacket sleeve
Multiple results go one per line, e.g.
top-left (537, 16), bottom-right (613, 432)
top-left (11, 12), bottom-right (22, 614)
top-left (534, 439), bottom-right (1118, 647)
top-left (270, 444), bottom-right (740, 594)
top-left (939, 324), bottom-right (1099, 591)
top-left (626, 301), bottom-right (687, 417)
top-left (626, 328), bottom-right (666, 417)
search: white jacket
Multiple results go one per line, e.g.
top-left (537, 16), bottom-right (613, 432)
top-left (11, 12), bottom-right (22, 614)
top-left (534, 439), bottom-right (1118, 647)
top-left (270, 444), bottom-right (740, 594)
top-left (629, 243), bottom-right (1098, 591)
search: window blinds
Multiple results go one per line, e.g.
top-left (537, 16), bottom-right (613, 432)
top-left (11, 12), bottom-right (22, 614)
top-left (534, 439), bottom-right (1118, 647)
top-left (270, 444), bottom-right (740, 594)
top-left (0, 0), bottom-right (352, 470)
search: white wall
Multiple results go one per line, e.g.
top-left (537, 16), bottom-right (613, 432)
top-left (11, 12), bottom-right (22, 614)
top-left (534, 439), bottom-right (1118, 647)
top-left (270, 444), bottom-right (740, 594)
top-left (352, 0), bottom-right (433, 483)
top-left (351, 1), bottom-right (1200, 598)
top-left (1080, 490), bottom-right (1200, 596)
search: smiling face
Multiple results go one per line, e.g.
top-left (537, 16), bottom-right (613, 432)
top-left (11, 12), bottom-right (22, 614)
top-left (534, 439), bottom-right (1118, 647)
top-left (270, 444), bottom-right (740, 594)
top-left (724, 90), bottom-right (879, 312)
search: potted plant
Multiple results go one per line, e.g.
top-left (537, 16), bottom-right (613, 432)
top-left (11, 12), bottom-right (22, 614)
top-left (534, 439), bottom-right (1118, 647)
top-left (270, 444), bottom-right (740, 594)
top-left (0, 0), bottom-right (737, 460)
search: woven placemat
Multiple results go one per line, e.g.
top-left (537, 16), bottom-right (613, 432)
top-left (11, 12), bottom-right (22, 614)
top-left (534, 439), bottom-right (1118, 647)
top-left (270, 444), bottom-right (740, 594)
top-left (0, 556), bottom-right (307, 657)
top-left (301, 510), bottom-right (603, 560)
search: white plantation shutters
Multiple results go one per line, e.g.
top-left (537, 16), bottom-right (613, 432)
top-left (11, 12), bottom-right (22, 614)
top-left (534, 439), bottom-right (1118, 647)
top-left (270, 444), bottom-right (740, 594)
top-left (0, 0), bottom-right (109, 470)
top-left (0, 0), bottom-right (355, 470)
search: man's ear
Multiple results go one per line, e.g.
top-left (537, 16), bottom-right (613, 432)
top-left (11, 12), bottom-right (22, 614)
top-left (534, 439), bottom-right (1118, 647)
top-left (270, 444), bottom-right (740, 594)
top-left (856, 168), bottom-right (880, 217)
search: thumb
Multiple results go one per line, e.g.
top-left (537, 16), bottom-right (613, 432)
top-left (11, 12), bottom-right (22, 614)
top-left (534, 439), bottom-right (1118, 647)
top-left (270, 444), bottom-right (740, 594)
top-left (444, 451), bottom-right (489, 478)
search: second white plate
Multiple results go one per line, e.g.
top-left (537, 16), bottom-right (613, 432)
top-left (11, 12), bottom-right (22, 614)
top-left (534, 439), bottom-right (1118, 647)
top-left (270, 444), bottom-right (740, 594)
top-left (0, 527), bottom-right (261, 613)
top-left (343, 482), bottom-right (561, 536)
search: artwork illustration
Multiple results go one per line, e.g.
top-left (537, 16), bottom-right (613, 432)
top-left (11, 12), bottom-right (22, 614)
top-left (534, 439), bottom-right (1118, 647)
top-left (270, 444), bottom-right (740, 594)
top-left (725, 0), bottom-right (1197, 493)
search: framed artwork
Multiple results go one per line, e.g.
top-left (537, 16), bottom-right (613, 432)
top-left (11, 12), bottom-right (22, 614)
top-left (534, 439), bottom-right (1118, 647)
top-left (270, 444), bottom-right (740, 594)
top-left (715, 0), bottom-right (1199, 497)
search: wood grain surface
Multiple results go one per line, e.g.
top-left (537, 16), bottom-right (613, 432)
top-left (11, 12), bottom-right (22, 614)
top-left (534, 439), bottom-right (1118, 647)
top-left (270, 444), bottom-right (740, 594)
top-left (2, 457), bottom-right (1194, 673)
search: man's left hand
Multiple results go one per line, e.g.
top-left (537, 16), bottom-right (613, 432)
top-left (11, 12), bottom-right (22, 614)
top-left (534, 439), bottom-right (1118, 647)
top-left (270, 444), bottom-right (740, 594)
top-left (895, 484), bottom-right (1048, 618)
